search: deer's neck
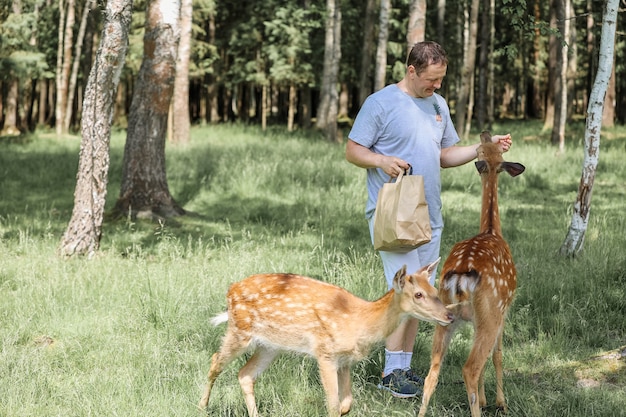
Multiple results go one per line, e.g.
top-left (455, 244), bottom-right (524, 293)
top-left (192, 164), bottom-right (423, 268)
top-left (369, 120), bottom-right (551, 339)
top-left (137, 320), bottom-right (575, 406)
top-left (364, 290), bottom-right (405, 339)
top-left (480, 173), bottom-right (502, 236)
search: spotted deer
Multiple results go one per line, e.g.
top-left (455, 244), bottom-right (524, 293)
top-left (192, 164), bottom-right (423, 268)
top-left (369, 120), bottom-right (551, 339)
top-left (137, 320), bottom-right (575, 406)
top-left (199, 260), bottom-right (455, 417)
top-left (418, 132), bottom-right (525, 417)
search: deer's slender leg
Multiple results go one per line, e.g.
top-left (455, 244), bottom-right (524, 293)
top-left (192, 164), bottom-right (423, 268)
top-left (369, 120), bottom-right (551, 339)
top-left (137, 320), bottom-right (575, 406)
top-left (337, 364), bottom-right (353, 415)
top-left (239, 346), bottom-right (280, 417)
top-left (199, 329), bottom-right (249, 410)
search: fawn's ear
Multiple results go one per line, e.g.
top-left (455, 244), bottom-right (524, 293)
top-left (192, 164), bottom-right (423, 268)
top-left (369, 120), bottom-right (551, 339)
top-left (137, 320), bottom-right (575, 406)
top-left (474, 160), bottom-right (488, 174)
top-left (392, 265), bottom-right (408, 292)
top-left (502, 162), bottom-right (525, 177)
top-left (425, 257), bottom-right (441, 276)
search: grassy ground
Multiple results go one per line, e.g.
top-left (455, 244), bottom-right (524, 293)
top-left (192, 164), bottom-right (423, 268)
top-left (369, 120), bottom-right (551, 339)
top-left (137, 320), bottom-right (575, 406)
top-left (0, 121), bottom-right (625, 416)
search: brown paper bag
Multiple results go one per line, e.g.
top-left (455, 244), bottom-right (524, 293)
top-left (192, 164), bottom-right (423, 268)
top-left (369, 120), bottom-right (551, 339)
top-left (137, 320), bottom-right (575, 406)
top-left (373, 170), bottom-right (432, 252)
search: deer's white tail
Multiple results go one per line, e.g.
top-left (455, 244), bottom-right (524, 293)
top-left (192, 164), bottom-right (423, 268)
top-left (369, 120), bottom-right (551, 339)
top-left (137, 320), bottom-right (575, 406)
top-left (210, 312), bottom-right (228, 326)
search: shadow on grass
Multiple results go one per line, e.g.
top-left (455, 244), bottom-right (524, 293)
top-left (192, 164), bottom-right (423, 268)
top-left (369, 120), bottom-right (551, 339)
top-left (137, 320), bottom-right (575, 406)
top-left (0, 140), bottom-right (79, 238)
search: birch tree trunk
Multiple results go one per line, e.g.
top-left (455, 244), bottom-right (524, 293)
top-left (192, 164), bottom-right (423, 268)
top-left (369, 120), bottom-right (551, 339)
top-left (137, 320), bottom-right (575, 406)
top-left (114, 0), bottom-right (184, 219)
top-left (406, 0), bottom-right (426, 50)
top-left (170, 0), bottom-right (192, 143)
top-left (560, 0), bottom-right (619, 257)
top-left (59, 0), bottom-right (133, 257)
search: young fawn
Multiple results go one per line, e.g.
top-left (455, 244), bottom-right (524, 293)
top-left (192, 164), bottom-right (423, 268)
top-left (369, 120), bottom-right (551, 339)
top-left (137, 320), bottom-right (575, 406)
top-left (418, 132), bottom-right (525, 417)
top-left (199, 259), bottom-right (454, 417)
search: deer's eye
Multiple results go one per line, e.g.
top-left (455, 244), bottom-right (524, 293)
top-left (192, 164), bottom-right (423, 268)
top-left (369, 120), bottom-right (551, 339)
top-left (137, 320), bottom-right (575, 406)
top-left (415, 292), bottom-right (423, 300)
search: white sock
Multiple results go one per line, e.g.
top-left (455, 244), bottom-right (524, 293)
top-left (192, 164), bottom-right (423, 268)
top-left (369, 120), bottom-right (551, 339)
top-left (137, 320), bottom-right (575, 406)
top-left (401, 352), bottom-right (413, 370)
top-left (384, 349), bottom-right (404, 376)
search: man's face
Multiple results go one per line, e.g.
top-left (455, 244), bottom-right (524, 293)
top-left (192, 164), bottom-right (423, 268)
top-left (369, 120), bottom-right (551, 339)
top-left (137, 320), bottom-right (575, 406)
top-left (409, 63), bottom-right (447, 98)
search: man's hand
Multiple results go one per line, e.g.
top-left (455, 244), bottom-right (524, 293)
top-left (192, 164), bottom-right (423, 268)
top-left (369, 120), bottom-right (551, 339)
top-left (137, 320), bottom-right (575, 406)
top-left (492, 133), bottom-right (512, 153)
top-left (380, 156), bottom-right (411, 178)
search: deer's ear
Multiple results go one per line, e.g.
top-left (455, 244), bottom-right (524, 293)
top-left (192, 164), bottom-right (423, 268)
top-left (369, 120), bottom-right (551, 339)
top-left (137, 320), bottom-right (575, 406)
top-left (425, 257), bottom-right (441, 276)
top-left (392, 265), bottom-right (408, 292)
top-left (502, 162), bottom-right (525, 177)
top-left (475, 160), bottom-right (488, 174)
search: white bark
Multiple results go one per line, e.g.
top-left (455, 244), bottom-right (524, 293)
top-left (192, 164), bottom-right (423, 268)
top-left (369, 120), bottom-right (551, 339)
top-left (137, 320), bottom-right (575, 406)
top-left (560, 0), bottom-right (619, 256)
top-left (60, 0), bottom-right (133, 257)
top-left (407, 0), bottom-right (426, 50)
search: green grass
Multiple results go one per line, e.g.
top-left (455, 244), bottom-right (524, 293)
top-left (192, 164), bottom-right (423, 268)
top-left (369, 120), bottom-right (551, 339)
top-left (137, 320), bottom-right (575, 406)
top-left (1, 121), bottom-right (625, 416)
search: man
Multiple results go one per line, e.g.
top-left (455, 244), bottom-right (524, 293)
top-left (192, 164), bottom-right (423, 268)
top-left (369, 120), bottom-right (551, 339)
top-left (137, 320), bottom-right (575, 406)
top-left (345, 41), bottom-right (512, 398)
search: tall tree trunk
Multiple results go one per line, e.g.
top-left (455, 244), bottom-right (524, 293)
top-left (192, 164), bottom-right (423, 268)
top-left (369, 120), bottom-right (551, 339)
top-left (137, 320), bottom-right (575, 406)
top-left (358, 0), bottom-right (376, 106)
top-left (455, 0), bottom-right (479, 138)
top-left (543, 0), bottom-right (559, 133)
top-left (560, 0), bottom-right (618, 257)
top-left (436, 0), bottom-right (445, 44)
top-left (551, 0), bottom-right (567, 152)
top-left (38, 79), bottom-right (47, 127)
top-left (114, 0), bottom-right (184, 219)
top-left (584, 0), bottom-right (595, 112)
top-left (566, 0), bottom-right (577, 119)
top-left (64, 0), bottom-right (96, 133)
top-left (338, 82), bottom-right (349, 118)
top-left (327, 4), bottom-right (341, 142)
top-left (315, 0), bottom-right (341, 142)
top-left (2, 0), bottom-right (22, 135)
top-left (528, 0), bottom-right (544, 119)
top-left (476, 0), bottom-right (490, 130)
top-left (526, 0), bottom-right (544, 119)
top-left (206, 11), bottom-right (219, 123)
top-left (59, 0), bottom-right (133, 257)
top-left (261, 83), bottom-right (267, 130)
top-left (299, 84), bottom-right (312, 128)
top-left (374, 0), bottom-right (390, 92)
top-left (1, 81), bottom-right (20, 135)
top-left (287, 82), bottom-right (296, 132)
top-left (55, 0), bottom-right (75, 136)
top-left (171, 0), bottom-right (192, 143)
top-left (406, 0), bottom-right (426, 50)
top-left (487, 0), bottom-right (494, 125)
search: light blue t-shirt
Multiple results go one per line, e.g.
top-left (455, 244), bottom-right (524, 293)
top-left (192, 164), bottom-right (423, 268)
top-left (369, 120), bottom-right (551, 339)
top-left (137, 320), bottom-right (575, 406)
top-left (348, 84), bottom-right (460, 229)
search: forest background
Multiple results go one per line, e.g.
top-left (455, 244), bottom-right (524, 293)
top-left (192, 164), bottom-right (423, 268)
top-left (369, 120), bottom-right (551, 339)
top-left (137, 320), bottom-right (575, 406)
top-left (1, 0), bottom-right (625, 140)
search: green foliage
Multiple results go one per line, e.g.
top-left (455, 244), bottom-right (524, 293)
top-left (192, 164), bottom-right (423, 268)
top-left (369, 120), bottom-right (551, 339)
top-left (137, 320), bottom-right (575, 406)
top-left (1, 122), bottom-right (626, 416)
top-left (264, 5), bottom-right (323, 87)
top-left (189, 0), bottom-right (218, 78)
top-left (0, 4), bottom-right (50, 79)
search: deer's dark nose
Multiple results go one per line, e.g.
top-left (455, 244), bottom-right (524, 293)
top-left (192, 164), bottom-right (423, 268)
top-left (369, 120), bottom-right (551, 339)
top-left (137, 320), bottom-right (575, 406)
top-left (446, 312), bottom-right (455, 323)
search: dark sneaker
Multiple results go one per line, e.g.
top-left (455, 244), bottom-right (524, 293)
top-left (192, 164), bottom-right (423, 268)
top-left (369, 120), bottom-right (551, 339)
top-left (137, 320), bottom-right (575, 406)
top-left (404, 368), bottom-right (425, 386)
top-left (377, 369), bottom-right (421, 398)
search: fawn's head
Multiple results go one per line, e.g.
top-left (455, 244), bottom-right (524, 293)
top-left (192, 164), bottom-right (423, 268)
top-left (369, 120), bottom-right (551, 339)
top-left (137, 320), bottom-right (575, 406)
top-left (392, 259), bottom-right (454, 326)
top-left (475, 131), bottom-right (525, 177)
